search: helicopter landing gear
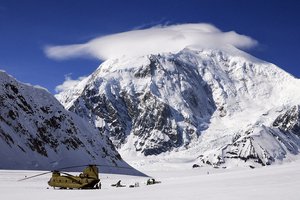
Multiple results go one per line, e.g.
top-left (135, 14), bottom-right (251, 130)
top-left (95, 182), bottom-right (101, 189)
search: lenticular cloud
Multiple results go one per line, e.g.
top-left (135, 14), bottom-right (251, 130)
top-left (45, 23), bottom-right (258, 60)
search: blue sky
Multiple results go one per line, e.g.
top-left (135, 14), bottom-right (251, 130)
top-left (0, 0), bottom-right (299, 93)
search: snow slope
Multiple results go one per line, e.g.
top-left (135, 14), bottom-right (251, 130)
top-left (1, 159), bottom-right (300, 200)
top-left (0, 70), bottom-right (140, 174)
top-left (56, 46), bottom-right (300, 167)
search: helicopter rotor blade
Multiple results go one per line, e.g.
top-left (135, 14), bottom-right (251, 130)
top-left (59, 171), bottom-right (75, 177)
top-left (57, 164), bottom-right (134, 171)
top-left (18, 163), bottom-right (149, 182)
top-left (96, 164), bottom-right (133, 170)
top-left (17, 164), bottom-right (124, 182)
top-left (18, 171), bottom-right (53, 182)
top-left (58, 164), bottom-right (149, 177)
top-left (56, 165), bottom-right (90, 171)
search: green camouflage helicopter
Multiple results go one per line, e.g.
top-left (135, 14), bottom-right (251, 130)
top-left (19, 164), bottom-right (138, 189)
top-left (48, 165), bottom-right (100, 189)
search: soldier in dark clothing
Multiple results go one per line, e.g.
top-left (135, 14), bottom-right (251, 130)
top-left (116, 180), bottom-right (121, 187)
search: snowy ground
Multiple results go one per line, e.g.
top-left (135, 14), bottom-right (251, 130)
top-left (1, 159), bottom-right (300, 200)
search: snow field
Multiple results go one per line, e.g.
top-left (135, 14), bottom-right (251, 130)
top-left (1, 160), bottom-right (300, 200)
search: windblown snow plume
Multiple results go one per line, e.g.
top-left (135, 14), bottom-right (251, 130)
top-left (45, 23), bottom-right (257, 60)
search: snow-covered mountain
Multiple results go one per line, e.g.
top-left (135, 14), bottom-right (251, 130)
top-left (56, 46), bottom-right (300, 167)
top-left (0, 70), bottom-right (138, 173)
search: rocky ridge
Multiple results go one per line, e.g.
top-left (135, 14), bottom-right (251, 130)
top-left (0, 70), bottom-right (136, 173)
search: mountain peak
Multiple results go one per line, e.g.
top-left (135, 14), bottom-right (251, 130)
top-left (55, 47), bottom-right (300, 167)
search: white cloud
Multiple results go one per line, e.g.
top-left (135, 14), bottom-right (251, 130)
top-left (55, 74), bottom-right (87, 93)
top-left (45, 23), bottom-right (258, 61)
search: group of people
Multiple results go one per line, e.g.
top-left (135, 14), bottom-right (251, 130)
top-left (109, 178), bottom-right (161, 188)
top-left (146, 178), bottom-right (161, 185)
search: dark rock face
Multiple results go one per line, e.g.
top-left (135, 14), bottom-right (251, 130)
top-left (69, 88), bottom-right (132, 148)
top-left (0, 82), bottom-right (82, 156)
top-left (132, 92), bottom-right (180, 155)
top-left (221, 134), bottom-right (274, 166)
top-left (273, 105), bottom-right (300, 135)
top-left (67, 55), bottom-right (216, 155)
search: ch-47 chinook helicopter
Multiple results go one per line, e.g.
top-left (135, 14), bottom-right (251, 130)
top-left (48, 165), bottom-right (100, 189)
top-left (19, 164), bottom-right (139, 189)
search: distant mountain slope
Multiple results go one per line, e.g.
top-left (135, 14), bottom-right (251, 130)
top-left (56, 46), bottom-right (300, 167)
top-left (0, 71), bottom-right (138, 173)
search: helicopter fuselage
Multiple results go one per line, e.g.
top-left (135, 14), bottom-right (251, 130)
top-left (47, 165), bottom-right (100, 189)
